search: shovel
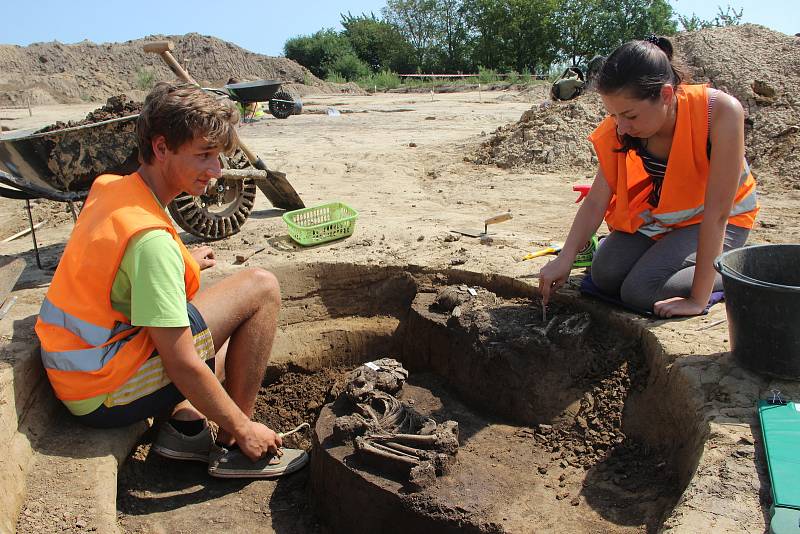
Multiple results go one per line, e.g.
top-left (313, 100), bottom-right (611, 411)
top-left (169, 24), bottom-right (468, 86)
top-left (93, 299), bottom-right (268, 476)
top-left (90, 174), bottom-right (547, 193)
top-left (451, 213), bottom-right (512, 238)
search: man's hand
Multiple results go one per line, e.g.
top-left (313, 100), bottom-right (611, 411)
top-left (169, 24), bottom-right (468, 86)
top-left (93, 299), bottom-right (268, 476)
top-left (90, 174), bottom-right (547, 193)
top-left (234, 421), bottom-right (283, 461)
top-left (653, 296), bottom-right (706, 318)
top-left (191, 246), bottom-right (216, 270)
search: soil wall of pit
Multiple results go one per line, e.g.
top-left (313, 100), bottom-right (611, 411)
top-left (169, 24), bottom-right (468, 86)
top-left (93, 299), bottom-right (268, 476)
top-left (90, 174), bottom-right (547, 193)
top-left (259, 263), bottom-right (710, 532)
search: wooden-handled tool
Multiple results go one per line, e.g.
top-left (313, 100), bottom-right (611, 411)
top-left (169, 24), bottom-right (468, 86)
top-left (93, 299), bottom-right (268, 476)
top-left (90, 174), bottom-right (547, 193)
top-left (143, 41), bottom-right (198, 85)
top-left (483, 213), bottom-right (512, 234)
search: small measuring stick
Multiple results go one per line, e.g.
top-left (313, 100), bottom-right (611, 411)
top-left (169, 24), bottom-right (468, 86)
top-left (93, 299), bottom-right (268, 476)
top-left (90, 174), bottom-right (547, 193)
top-left (541, 301), bottom-right (547, 323)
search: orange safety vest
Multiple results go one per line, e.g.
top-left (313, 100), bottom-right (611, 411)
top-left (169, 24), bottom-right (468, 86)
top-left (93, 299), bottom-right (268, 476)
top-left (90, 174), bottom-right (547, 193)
top-left (589, 84), bottom-right (758, 237)
top-left (34, 173), bottom-right (201, 401)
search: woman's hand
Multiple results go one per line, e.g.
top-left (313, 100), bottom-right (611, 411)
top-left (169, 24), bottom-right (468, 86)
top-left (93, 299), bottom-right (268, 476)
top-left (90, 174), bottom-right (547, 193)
top-left (538, 255), bottom-right (573, 305)
top-left (653, 296), bottom-right (706, 318)
top-left (191, 246), bottom-right (216, 270)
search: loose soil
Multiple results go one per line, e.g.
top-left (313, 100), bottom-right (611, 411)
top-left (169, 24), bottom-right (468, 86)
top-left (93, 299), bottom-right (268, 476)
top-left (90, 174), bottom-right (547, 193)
top-left (117, 367), bottom-right (353, 534)
top-left (34, 95), bottom-right (142, 190)
top-left (36, 94), bottom-right (142, 133)
top-left (0, 33), bottom-right (363, 106)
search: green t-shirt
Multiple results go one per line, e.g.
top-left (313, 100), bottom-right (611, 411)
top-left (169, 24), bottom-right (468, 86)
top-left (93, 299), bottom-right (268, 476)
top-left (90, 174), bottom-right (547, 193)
top-left (63, 229), bottom-right (189, 415)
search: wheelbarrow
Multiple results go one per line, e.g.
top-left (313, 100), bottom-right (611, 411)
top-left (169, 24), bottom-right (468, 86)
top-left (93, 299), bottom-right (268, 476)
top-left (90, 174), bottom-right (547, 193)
top-left (223, 79), bottom-right (303, 119)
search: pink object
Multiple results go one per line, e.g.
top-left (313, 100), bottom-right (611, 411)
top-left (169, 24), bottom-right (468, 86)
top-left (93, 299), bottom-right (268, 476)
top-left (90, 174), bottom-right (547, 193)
top-left (573, 184), bottom-right (590, 203)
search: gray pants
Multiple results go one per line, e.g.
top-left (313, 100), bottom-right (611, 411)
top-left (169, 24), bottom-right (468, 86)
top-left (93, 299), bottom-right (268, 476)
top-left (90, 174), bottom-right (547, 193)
top-left (590, 224), bottom-right (750, 310)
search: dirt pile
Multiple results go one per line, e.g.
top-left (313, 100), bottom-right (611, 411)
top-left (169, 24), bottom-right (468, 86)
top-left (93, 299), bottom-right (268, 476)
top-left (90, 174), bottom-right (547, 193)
top-left (673, 24), bottom-right (800, 190)
top-left (475, 24), bottom-right (800, 191)
top-left (37, 94), bottom-right (142, 133)
top-left (471, 92), bottom-right (604, 173)
top-left (33, 95), bottom-right (141, 191)
top-left (0, 33), bottom-right (365, 106)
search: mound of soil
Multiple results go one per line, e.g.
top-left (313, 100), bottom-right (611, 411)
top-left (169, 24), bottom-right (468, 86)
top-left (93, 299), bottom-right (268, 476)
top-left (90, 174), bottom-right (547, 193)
top-left (471, 92), bottom-right (604, 173)
top-left (0, 33), bottom-right (365, 106)
top-left (37, 94), bottom-right (142, 133)
top-left (673, 24), bottom-right (800, 191)
top-left (475, 24), bottom-right (800, 191)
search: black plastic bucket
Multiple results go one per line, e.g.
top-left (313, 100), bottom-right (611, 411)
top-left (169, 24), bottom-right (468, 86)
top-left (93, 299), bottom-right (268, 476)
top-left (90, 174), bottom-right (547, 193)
top-left (715, 244), bottom-right (800, 379)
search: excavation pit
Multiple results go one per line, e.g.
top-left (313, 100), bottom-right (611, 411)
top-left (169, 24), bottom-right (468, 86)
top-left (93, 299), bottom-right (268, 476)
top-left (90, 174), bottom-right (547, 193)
top-left (117, 263), bottom-right (707, 533)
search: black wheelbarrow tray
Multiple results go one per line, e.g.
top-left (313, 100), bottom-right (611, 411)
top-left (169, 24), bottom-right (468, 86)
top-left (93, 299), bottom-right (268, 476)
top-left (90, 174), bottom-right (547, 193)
top-left (223, 80), bottom-right (302, 119)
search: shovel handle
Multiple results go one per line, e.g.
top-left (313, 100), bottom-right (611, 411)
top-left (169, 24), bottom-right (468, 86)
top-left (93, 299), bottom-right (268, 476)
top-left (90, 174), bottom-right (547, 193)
top-left (484, 213), bottom-right (512, 226)
top-left (143, 41), bottom-right (198, 85)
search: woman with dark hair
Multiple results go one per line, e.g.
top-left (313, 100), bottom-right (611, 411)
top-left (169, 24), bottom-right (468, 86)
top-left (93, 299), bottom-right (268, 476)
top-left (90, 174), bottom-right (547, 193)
top-left (538, 36), bottom-right (758, 317)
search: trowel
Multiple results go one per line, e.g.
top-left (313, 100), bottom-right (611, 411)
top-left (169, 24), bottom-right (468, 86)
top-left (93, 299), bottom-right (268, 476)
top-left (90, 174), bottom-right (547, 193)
top-left (451, 213), bottom-right (512, 238)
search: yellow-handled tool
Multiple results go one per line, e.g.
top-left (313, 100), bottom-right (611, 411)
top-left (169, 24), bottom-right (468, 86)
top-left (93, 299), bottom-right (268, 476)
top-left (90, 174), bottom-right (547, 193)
top-left (521, 244), bottom-right (562, 261)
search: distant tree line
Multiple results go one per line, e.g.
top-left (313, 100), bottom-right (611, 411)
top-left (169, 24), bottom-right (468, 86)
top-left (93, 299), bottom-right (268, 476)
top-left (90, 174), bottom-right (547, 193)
top-left (284, 0), bottom-right (743, 82)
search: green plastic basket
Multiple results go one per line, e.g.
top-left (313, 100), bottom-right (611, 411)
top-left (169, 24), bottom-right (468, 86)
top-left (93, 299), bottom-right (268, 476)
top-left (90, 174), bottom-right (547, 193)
top-left (282, 202), bottom-right (359, 246)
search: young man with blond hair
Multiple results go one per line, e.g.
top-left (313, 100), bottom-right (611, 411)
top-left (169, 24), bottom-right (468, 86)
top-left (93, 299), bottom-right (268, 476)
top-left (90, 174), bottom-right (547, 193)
top-left (35, 82), bottom-right (307, 478)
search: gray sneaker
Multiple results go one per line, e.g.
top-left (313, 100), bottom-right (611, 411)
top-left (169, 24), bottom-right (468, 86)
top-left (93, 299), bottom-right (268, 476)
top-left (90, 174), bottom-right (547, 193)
top-left (208, 446), bottom-right (309, 479)
top-left (151, 421), bottom-right (212, 463)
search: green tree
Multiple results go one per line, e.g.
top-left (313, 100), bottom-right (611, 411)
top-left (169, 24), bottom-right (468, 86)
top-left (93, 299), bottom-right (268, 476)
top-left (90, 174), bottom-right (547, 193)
top-left (432, 0), bottom-right (472, 72)
top-left (325, 52), bottom-right (371, 81)
top-left (464, 0), bottom-right (560, 73)
top-left (383, 0), bottom-right (439, 70)
top-left (284, 29), bottom-right (354, 79)
top-left (341, 12), bottom-right (416, 72)
top-left (555, 0), bottom-right (677, 65)
top-left (553, 0), bottom-right (598, 66)
top-left (595, 0), bottom-right (677, 50)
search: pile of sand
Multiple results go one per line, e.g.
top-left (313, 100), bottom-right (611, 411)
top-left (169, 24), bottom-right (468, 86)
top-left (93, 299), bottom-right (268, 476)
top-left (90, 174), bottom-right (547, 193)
top-left (472, 92), bottom-right (605, 173)
top-left (475, 24), bottom-right (800, 191)
top-left (0, 33), bottom-right (365, 106)
top-left (673, 24), bottom-right (800, 191)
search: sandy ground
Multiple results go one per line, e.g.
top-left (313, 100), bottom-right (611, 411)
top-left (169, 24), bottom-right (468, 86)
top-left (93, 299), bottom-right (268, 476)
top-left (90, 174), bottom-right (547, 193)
top-left (2, 89), bottom-right (799, 533)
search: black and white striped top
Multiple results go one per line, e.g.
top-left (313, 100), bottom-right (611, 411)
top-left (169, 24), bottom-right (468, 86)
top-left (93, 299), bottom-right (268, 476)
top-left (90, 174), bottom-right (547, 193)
top-left (637, 89), bottom-right (718, 207)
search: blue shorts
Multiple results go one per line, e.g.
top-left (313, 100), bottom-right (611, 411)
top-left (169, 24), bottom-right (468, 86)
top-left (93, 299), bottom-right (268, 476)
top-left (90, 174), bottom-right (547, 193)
top-left (76, 303), bottom-right (215, 428)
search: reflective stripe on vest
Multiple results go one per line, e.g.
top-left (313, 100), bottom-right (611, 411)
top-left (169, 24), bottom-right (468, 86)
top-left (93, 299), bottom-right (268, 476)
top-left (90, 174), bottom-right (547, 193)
top-left (34, 173), bottom-right (201, 401)
top-left (39, 297), bottom-right (139, 371)
top-left (638, 187), bottom-right (758, 238)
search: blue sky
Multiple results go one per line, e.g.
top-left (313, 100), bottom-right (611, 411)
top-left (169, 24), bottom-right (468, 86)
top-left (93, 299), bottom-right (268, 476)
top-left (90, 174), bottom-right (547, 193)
top-left (0, 1), bottom-right (796, 56)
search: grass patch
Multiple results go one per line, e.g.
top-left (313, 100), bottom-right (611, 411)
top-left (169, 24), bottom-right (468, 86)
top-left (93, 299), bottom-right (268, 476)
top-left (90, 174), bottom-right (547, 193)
top-left (135, 68), bottom-right (156, 90)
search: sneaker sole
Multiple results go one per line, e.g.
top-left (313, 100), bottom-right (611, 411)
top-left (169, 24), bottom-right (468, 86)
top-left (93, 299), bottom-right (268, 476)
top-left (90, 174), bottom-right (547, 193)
top-left (151, 444), bottom-right (209, 463)
top-left (208, 453), bottom-right (309, 479)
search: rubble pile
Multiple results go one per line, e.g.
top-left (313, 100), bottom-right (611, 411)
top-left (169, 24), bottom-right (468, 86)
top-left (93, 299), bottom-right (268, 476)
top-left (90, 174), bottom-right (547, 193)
top-left (0, 33), bottom-right (364, 106)
top-left (472, 92), bottom-right (605, 173)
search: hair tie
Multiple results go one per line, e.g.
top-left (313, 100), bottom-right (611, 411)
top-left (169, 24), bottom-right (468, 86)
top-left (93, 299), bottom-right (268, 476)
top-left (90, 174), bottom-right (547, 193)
top-left (646, 34), bottom-right (660, 45)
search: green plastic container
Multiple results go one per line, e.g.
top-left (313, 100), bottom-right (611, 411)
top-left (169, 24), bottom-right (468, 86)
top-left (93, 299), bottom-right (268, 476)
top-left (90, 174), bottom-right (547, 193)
top-left (282, 202), bottom-right (358, 246)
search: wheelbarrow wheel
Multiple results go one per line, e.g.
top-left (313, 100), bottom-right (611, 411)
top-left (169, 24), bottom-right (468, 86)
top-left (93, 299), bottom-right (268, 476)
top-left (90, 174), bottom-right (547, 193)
top-left (168, 151), bottom-right (257, 240)
top-left (268, 91), bottom-right (295, 119)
